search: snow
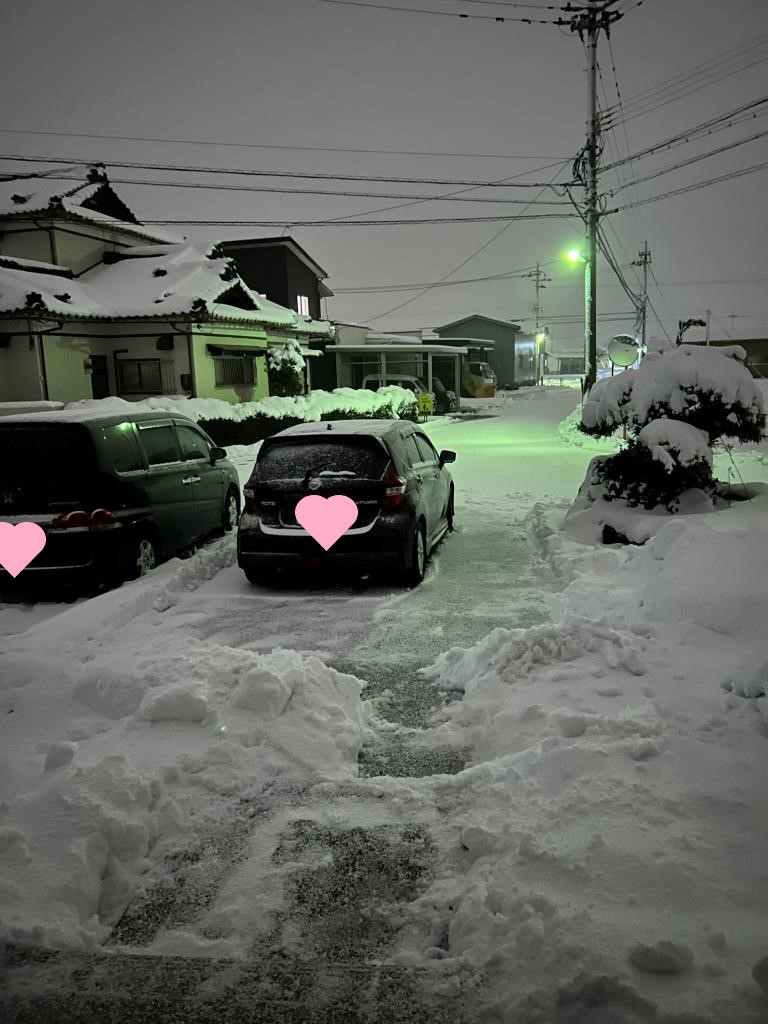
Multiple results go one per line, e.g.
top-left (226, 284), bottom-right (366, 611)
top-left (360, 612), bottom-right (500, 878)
top-left (2, 377), bottom-right (768, 1018)
top-left (0, 386), bottom-right (417, 427)
top-left (0, 242), bottom-right (332, 336)
top-left (638, 417), bottom-right (713, 470)
top-left (582, 344), bottom-right (765, 435)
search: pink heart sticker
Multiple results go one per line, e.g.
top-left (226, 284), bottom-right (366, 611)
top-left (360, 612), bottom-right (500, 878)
top-left (295, 495), bottom-right (358, 551)
top-left (0, 522), bottom-right (47, 577)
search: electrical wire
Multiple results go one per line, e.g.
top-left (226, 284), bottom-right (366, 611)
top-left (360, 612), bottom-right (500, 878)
top-left (609, 158), bottom-right (768, 213)
top-left (142, 212), bottom-right (578, 226)
top-left (364, 159), bottom-right (573, 322)
top-left (316, 0), bottom-right (569, 24)
top-left (8, 172), bottom-right (572, 205)
top-left (605, 125), bottom-right (768, 195)
top-left (0, 127), bottom-right (566, 162)
top-left (334, 259), bottom-right (562, 293)
top-left (0, 153), bottom-right (573, 189)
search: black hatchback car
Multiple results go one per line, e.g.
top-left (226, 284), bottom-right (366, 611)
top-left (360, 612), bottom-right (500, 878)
top-left (238, 419), bottom-right (456, 586)
top-left (0, 409), bottom-right (241, 588)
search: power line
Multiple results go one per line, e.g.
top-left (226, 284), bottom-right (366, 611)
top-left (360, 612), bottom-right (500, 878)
top-left (600, 33), bottom-right (768, 125)
top-left (365, 160), bottom-right (573, 322)
top-left (14, 172), bottom-right (573, 205)
top-left (609, 158), bottom-right (768, 213)
top-left (0, 153), bottom-right (573, 188)
top-left (142, 212), bottom-right (578, 226)
top-left (0, 127), bottom-right (565, 161)
top-left (316, 0), bottom-right (569, 24)
top-left (602, 94), bottom-right (768, 171)
top-left (335, 259), bottom-right (561, 293)
top-left (605, 126), bottom-right (768, 196)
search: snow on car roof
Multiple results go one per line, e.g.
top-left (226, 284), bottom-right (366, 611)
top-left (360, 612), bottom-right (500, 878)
top-left (0, 405), bottom-right (194, 426)
top-left (270, 419), bottom-right (403, 439)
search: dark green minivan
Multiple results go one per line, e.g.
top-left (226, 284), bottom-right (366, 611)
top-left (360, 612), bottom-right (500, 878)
top-left (0, 409), bottom-right (241, 586)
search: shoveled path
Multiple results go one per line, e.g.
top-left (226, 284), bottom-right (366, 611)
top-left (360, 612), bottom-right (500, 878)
top-left (1, 509), bottom-right (546, 1023)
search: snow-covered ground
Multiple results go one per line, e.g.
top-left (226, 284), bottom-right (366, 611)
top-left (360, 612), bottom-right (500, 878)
top-left (2, 382), bottom-right (768, 1021)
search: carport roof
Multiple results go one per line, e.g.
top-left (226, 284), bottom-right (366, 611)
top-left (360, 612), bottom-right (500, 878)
top-left (325, 344), bottom-right (468, 355)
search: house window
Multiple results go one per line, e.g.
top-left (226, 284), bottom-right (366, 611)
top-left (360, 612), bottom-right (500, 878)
top-left (117, 359), bottom-right (163, 395)
top-left (213, 355), bottom-right (256, 388)
top-left (296, 295), bottom-right (310, 317)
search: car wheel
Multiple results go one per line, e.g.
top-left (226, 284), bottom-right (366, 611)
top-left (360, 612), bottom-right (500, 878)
top-left (446, 488), bottom-right (455, 533)
top-left (222, 487), bottom-right (240, 532)
top-left (127, 534), bottom-right (158, 580)
top-left (243, 566), bottom-right (276, 587)
top-left (403, 521), bottom-right (427, 587)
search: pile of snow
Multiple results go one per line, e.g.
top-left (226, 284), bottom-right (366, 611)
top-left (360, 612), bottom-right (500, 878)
top-left (582, 345), bottom-right (765, 435)
top-left (0, 539), bottom-right (373, 949)
top-left (50, 386), bottom-right (417, 425)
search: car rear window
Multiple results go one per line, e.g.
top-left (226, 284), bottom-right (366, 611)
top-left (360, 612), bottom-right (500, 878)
top-left (256, 439), bottom-right (389, 481)
top-left (0, 423), bottom-right (98, 511)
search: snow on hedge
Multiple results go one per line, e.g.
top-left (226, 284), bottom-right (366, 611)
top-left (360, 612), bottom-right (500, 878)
top-left (637, 418), bottom-right (712, 471)
top-left (581, 345), bottom-right (765, 438)
top-left (49, 386), bottom-right (417, 425)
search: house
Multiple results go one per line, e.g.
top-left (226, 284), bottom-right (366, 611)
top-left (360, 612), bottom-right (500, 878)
top-left (0, 166), bottom-right (332, 405)
top-left (687, 338), bottom-right (768, 378)
top-left (434, 314), bottom-right (535, 389)
top-left (217, 236), bottom-right (333, 322)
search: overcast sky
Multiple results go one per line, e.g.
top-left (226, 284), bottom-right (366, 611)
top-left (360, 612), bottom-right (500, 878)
top-left (2, 0), bottom-right (767, 352)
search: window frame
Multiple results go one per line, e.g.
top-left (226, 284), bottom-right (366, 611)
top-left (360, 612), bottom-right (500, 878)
top-left (175, 422), bottom-right (212, 463)
top-left (117, 358), bottom-right (163, 396)
top-left (136, 422), bottom-right (182, 467)
top-left (213, 354), bottom-right (256, 388)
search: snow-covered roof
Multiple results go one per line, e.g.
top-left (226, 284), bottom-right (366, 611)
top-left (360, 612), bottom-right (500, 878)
top-left (0, 243), bottom-right (333, 336)
top-left (435, 314), bottom-right (522, 332)
top-left (326, 343), bottom-right (467, 355)
top-left (0, 168), bottom-right (183, 245)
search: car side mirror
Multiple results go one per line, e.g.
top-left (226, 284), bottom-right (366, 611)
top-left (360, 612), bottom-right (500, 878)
top-left (210, 446), bottom-right (227, 463)
top-left (439, 450), bottom-right (456, 467)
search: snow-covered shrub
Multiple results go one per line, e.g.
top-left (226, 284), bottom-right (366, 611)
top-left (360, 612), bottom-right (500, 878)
top-left (576, 346), bottom-right (765, 513)
top-left (580, 345), bottom-right (765, 443)
top-left (267, 340), bottom-right (305, 397)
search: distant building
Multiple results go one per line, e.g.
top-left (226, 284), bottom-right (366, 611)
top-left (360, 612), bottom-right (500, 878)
top-left (434, 314), bottom-right (534, 388)
top-left (687, 338), bottom-right (768, 378)
top-left (218, 236), bottom-right (333, 322)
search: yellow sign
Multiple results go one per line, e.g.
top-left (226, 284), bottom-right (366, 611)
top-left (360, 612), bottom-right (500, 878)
top-left (417, 393), bottom-right (434, 417)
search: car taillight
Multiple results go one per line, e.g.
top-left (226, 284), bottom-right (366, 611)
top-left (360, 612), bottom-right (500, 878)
top-left (51, 510), bottom-right (91, 529)
top-left (382, 463), bottom-right (407, 509)
top-left (50, 509), bottom-right (117, 529)
top-left (244, 487), bottom-right (258, 513)
top-left (90, 508), bottom-right (117, 529)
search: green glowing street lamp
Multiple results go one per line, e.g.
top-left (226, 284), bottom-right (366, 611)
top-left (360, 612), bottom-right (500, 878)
top-left (567, 248), bottom-right (586, 264)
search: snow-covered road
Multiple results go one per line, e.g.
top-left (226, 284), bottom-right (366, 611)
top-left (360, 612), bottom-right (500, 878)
top-left (3, 385), bottom-right (768, 1023)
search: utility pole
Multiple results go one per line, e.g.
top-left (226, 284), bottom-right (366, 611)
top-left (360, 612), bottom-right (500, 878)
top-left (569, 1), bottom-right (624, 393)
top-left (631, 241), bottom-right (651, 356)
top-left (705, 309), bottom-right (711, 346)
top-left (522, 262), bottom-right (551, 384)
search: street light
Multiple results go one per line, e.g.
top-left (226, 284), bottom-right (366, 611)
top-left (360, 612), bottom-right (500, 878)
top-left (567, 248), bottom-right (586, 264)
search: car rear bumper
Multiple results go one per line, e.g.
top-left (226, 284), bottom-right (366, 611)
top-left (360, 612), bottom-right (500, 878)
top-left (0, 526), bottom-right (125, 583)
top-left (237, 512), bottom-right (410, 572)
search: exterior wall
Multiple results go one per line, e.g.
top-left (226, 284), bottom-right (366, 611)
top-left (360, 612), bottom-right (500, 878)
top-left (190, 326), bottom-right (269, 404)
top-left (437, 318), bottom-right (520, 388)
top-left (0, 224), bottom-right (53, 263)
top-left (335, 324), bottom-right (368, 346)
top-left (220, 243), bottom-right (323, 320)
top-left (0, 321), bottom-right (45, 401)
top-left (222, 245), bottom-right (290, 309)
top-left (0, 218), bottom-right (143, 273)
top-left (284, 251), bottom-right (321, 319)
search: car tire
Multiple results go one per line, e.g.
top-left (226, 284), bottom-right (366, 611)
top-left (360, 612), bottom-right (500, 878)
top-left (126, 533), bottom-right (158, 580)
top-left (243, 566), bottom-right (276, 587)
top-left (403, 521), bottom-right (427, 587)
top-left (446, 488), bottom-right (455, 533)
top-left (222, 487), bottom-right (240, 533)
